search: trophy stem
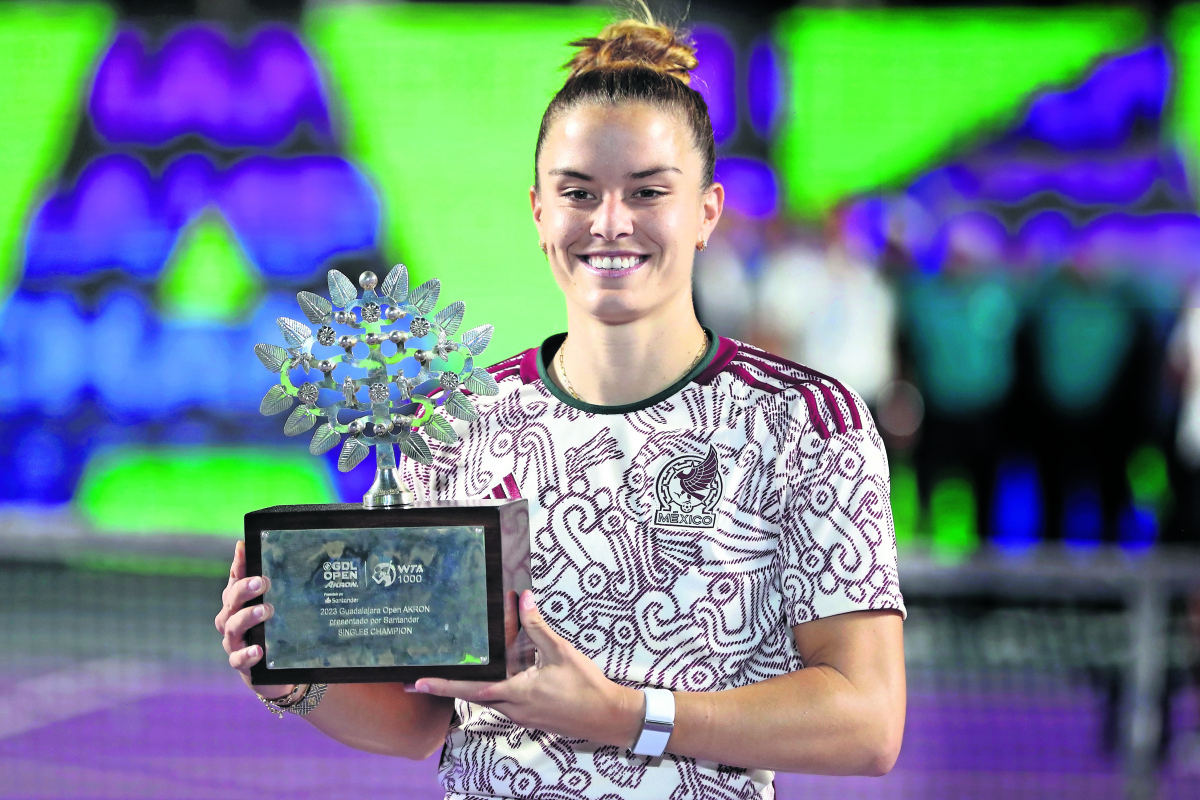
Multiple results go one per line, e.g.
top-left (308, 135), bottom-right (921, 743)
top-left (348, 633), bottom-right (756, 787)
top-left (363, 466), bottom-right (414, 509)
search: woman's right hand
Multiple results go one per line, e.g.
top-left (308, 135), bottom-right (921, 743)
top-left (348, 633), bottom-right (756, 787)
top-left (215, 541), bottom-right (292, 698)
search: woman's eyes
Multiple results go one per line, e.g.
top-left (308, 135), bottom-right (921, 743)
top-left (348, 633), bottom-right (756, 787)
top-left (559, 188), bottom-right (667, 201)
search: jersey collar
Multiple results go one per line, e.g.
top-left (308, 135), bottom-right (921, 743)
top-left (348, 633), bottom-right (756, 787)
top-left (535, 327), bottom-right (720, 415)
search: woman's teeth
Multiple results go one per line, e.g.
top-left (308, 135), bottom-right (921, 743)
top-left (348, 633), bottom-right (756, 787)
top-left (587, 255), bottom-right (642, 270)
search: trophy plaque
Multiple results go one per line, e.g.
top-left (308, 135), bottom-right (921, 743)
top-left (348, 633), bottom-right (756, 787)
top-left (244, 265), bottom-right (532, 684)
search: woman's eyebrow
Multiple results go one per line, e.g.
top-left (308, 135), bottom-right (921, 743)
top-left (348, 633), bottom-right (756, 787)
top-left (627, 166), bottom-right (682, 179)
top-left (548, 168), bottom-right (594, 181)
top-left (547, 166), bottom-right (682, 181)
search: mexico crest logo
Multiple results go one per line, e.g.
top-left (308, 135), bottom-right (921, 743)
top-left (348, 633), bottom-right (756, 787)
top-left (653, 446), bottom-right (722, 529)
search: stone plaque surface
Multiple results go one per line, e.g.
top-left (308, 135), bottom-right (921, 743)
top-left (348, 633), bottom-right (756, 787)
top-left (260, 525), bottom-right (489, 670)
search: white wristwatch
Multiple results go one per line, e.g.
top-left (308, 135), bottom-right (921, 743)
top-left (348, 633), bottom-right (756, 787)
top-left (631, 687), bottom-right (675, 757)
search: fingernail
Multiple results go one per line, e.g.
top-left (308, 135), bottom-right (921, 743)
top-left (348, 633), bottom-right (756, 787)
top-left (253, 605), bottom-right (265, 619)
top-left (264, 603), bottom-right (274, 617)
top-left (248, 577), bottom-right (262, 592)
top-left (521, 591), bottom-right (535, 610)
top-left (249, 645), bottom-right (261, 657)
top-left (413, 682), bottom-right (430, 693)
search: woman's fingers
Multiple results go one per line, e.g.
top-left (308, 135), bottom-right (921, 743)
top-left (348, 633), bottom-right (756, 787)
top-left (229, 643), bottom-right (264, 672)
top-left (516, 591), bottom-right (563, 659)
top-left (221, 602), bottom-right (273, 655)
top-left (216, 575), bottom-right (270, 633)
top-left (503, 590), bottom-right (520, 648)
top-left (217, 542), bottom-right (286, 693)
top-left (411, 677), bottom-right (507, 704)
top-left (217, 544), bottom-right (243, 632)
top-left (230, 575), bottom-right (270, 609)
top-left (222, 542), bottom-right (246, 596)
top-left (227, 541), bottom-right (244, 584)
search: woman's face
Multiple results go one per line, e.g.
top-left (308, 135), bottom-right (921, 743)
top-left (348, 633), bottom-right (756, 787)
top-left (532, 102), bottom-right (723, 326)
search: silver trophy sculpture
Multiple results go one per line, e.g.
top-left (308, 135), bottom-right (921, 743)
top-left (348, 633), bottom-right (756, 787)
top-left (254, 265), bottom-right (497, 508)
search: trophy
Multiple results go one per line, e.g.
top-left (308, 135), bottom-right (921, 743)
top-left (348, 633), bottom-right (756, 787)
top-left (243, 265), bottom-right (532, 685)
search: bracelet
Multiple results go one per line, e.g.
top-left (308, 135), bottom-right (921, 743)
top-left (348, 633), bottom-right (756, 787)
top-left (275, 684), bottom-right (309, 708)
top-left (631, 687), bottom-right (675, 757)
top-left (286, 682), bottom-right (327, 716)
top-left (258, 692), bottom-right (289, 719)
top-left (258, 683), bottom-right (318, 718)
top-left (262, 684), bottom-right (304, 705)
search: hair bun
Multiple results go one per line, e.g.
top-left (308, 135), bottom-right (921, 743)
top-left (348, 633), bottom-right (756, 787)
top-left (566, 19), bottom-right (697, 85)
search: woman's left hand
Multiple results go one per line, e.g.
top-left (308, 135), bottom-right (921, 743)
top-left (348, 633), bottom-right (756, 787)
top-left (410, 591), bottom-right (644, 748)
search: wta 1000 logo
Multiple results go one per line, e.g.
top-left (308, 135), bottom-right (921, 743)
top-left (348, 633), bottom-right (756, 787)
top-left (371, 561), bottom-right (424, 587)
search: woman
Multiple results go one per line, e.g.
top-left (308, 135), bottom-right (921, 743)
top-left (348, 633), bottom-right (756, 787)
top-left (216, 13), bottom-right (906, 799)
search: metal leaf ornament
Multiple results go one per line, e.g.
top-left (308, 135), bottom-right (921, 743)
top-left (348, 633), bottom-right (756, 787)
top-left (328, 270), bottom-right (357, 309)
top-left (277, 317), bottom-right (312, 348)
top-left (284, 405), bottom-right (316, 436)
top-left (309, 423), bottom-right (341, 455)
top-left (434, 301), bottom-right (465, 336)
top-left (255, 343), bottom-right (289, 373)
top-left (425, 414), bottom-right (459, 444)
top-left (410, 279), bottom-right (440, 316)
top-left (462, 325), bottom-right (493, 357)
top-left (260, 385), bottom-right (294, 416)
top-left (338, 436), bottom-right (370, 472)
top-left (297, 291), bottom-right (332, 325)
top-left (465, 367), bottom-right (499, 396)
top-left (397, 431), bottom-right (433, 464)
top-left (253, 267), bottom-right (494, 472)
top-left (380, 262), bottom-right (409, 304)
top-left (444, 390), bottom-right (479, 422)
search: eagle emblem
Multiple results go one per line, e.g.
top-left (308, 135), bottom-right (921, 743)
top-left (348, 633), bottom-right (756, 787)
top-left (653, 445), bottom-right (723, 529)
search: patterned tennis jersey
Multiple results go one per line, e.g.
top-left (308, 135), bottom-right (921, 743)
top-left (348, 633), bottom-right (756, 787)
top-left (402, 332), bottom-right (905, 800)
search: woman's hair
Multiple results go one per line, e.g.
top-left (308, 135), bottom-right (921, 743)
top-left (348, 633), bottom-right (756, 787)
top-left (534, 12), bottom-right (716, 190)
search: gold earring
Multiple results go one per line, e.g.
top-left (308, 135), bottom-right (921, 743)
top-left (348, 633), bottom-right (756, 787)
top-left (540, 242), bottom-right (547, 254)
top-left (696, 240), bottom-right (708, 252)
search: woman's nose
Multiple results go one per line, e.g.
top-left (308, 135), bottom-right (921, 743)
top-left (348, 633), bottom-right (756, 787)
top-left (590, 194), bottom-right (634, 241)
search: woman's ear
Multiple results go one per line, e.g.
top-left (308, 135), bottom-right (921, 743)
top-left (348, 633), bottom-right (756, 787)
top-left (700, 182), bottom-right (724, 242)
top-left (531, 185), bottom-right (543, 229)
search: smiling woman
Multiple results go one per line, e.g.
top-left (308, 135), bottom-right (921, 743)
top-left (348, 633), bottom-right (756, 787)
top-left (214, 7), bottom-right (907, 799)
top-left (532, 19), bottom-right (721, 402)
top-left (535, 100), bottom-right (718, 387)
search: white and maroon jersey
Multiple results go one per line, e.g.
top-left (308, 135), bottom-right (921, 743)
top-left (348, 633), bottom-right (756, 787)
top-left (402, 332), bottom-right (906, 800)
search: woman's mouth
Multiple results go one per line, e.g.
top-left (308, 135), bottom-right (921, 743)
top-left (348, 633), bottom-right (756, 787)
top-left (577, 253), bottom-right (650, 277)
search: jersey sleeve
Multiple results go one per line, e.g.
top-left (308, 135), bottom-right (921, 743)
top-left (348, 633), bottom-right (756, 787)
top-left (773, 389), bottom-right (906, 627)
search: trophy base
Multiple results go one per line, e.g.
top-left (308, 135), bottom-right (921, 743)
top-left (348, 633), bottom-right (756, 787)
top-left (362, 466), bottom-right (414, 509)
top-left (244, 499), bottom-right (532, 685)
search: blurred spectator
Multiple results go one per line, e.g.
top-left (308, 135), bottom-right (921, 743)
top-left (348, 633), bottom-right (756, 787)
top-left (1029, 262), bottom-right (1139, 544)
top-left (903, 216), bottom-right (1021, 543)
top-left (756, 210), bottom-right (897, 405)
top-left (1171, 282), bottom-right (1200, 470)
top-left (1032, 264), bottom-right (1135, 416)
top-left (692, 209), bottom-right (762, 342)
top-left (1169, 282), bottom-right (1200, 542)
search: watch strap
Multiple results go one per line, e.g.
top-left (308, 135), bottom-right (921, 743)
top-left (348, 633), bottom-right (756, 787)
top-left (631, 687), bottom-right (675, 757)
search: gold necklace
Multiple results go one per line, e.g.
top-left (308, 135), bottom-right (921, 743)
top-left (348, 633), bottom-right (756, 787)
top-left (557, 331), bottom-right (709, 403)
